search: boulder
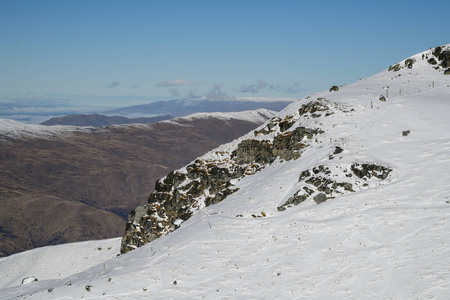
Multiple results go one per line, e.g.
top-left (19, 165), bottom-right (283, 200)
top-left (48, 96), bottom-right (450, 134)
top-left (405, 58), bottom-right (416, 69)
top-left (313, 193), bottom-right (327, 204)
top-left (329, 85), bottom-right (339, 92)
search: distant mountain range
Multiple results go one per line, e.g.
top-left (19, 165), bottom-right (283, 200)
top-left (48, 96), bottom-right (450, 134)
top-left (39, 99), bottom-right (292, 127)
top-left (105, 99), bottom-right (292, 117)
top-left (40, 114), bottom-right (172, 126)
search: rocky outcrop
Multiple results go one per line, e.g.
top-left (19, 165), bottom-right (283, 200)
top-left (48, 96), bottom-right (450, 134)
top-left (277, 162), bottom-right (392, 211)
top-left (120, 98), bottom-right (391, 254)
top-left (389, 45), bottom-right (450, 73)
top-left (426, 45), bottom-right (450, 72)
top-left (120, 100), bottom-right (331, 254)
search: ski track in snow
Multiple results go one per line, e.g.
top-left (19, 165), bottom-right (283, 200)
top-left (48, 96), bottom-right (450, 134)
top-left (1, 46), bottom-right (450, 299)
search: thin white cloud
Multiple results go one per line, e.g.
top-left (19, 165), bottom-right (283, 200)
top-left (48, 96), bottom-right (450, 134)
top-left (237, 80), bottom-right (271, 93)
top-left (106, 81), bottom-right (120, 89)
top-left (236, 80), bottom-right (306, 94)
top-left (156, 79), bottom-right (198, 87)
top-left (285, 82), bottom-right (306, 93)
top-left (201, 85), bottom-right (235, 101)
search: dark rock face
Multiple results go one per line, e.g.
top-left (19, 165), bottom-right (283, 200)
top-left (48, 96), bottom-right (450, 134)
top-left (379, 95), bottom-right (386, 102)
top-left (350, 163), bottom-right (392, 180)
top-left (405, 58), bottom-right (416, 69)
top-left (234, 127), bottom-right (324, 165)
top-left (329, 85), bottom-right (339, 92)
top-left (428, 58), bottom-right (437, 65)
top-left (427, 45), bottom-right (450, 71)
top-left (120, 101), bottom-right (329, 254)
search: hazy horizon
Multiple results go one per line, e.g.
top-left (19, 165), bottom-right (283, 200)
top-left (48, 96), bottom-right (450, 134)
top-left (1, 0), bottom-right (449, 122)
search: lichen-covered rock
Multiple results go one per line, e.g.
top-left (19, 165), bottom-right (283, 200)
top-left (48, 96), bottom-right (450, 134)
top-left (277, 161), bottom-right (392, 211)
top-left (233, 126), bottom-right (323, 165)
top-left (298, 100), bottom-right (330, 116)
top-left (313, 193), bottom-right (328, 204)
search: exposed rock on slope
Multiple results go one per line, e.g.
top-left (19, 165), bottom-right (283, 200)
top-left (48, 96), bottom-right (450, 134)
top-left (121, 99), bottom-right (393, 253)
top-left (121, 45), bottom-right (450, 254)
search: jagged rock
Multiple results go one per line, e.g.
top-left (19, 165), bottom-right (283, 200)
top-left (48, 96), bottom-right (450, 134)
top-left (388, 64), bottom-right (401, 72)
top-left (433, 46), bottom-right (442, 57)
top-left (278, 116), bottom-right (296, 132)
top-left (278, 161), bottom-right (391, 211)
top-left (438, 50), bottom-right (450, 68)
top-left (298, 101), bottom-right (330, 116)
top-left (233, 126), bottom-right (322, 165)
top-left (428, 58), bottom-right (437, 65)
top-left (329, 85), bottom-right (339, 92)
top-left (405, 58), bottom-right (416, 69)
top-left (350, 163), bottom-right (392, 180)
top-left (120, 122), bottom-right (324, 254)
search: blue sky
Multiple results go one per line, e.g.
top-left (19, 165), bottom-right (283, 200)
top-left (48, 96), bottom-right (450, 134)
top-left (1, 0), bottom-right (449, 122)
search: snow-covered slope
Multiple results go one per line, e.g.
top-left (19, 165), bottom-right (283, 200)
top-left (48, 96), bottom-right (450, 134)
top-left (1, 45), bottom-right (449, 299)
top-left (0, 238), bottom-right (121, 290)
top-left (162, 108), bottom-right (277, 124)
top-left (0, 118), bottom-right (93, 141)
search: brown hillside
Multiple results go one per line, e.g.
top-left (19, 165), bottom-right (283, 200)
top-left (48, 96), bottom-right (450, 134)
top-left (0, 116), bottom-right (268, 256)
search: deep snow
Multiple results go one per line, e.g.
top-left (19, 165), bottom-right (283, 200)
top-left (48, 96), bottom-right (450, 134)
top-left (0, 46), bottom-right (449, 299)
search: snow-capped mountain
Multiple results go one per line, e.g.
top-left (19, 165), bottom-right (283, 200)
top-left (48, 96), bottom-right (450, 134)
top-left (1, 45), bottom-right (449, 299)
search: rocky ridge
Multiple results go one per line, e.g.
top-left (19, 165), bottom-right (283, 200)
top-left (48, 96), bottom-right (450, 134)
top-left (389, 45), bottom-right (450, 74)
top-left (120, 100), bottom-right (392, 253)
